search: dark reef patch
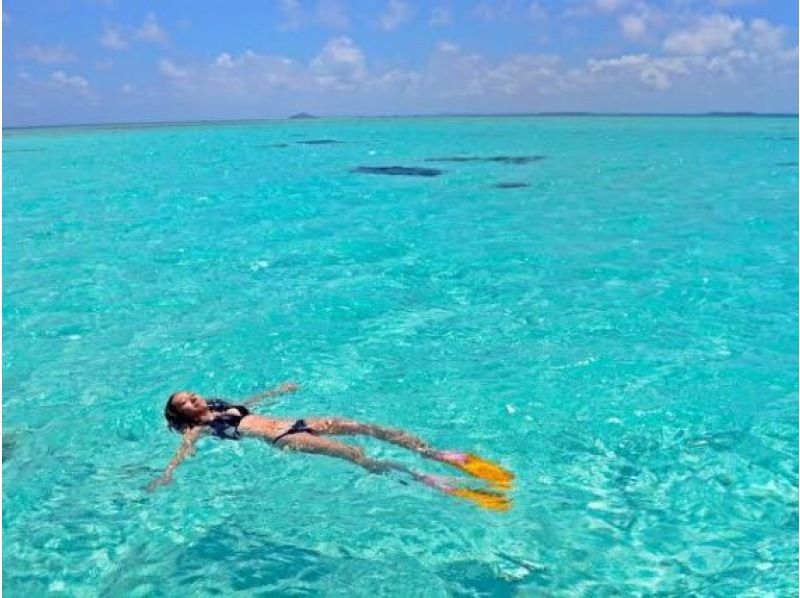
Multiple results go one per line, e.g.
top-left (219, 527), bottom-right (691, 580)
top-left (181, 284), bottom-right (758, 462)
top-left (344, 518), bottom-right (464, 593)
top-left (3, 148), bottom-right (45, 153)
top-left (426, 155), bottom-right (545, 165)
top-left (490, 155), bottom-right (545, 165)
top-left (352, 166), bottom-right (444, 177)
top-left (777, 161), bottom-right (798, 167)
top-left (492, 182), bottom-right (530, 189)
top-left (426, 156), bottom-right (478, 162)
top-left (297, 139), bottom-right (342, 145)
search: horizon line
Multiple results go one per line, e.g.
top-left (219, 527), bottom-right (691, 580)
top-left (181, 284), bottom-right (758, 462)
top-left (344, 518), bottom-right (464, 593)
top-left (4, 111), bottom-right (798, 132)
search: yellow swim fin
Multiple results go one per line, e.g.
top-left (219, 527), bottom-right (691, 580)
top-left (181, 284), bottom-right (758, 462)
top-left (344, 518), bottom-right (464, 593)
top-left (440, 452), bottom-right (515, 490)
top-left (448, 487), bottom-right (513, 512)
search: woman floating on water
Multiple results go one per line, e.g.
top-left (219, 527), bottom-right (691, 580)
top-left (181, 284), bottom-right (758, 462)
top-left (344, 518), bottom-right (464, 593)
top-left (148, 383), bottom-right (514, 510)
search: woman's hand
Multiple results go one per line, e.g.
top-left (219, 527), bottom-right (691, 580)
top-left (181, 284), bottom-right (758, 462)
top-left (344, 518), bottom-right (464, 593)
top-left (242, 382), bottom-right (300, 408)
top-left (146, 474), bottom-right (173, 492)
top-left (275, 382), bottom-right (299, 394)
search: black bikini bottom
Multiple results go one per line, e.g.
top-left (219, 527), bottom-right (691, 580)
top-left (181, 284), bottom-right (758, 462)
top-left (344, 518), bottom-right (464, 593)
top-left (273, 419), bottom-right (316, 444)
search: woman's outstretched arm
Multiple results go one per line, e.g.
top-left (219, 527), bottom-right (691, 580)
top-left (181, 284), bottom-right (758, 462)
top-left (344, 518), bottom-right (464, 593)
top-left (147, 427), bottom-right (202, 491)
top-left (241, 381), bottom-right (299, 409)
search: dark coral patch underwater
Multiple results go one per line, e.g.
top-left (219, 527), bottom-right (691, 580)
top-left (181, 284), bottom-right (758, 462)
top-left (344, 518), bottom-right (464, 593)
top-left (352, 166), bottom-right (444, 177)
top-left (492, 182), bottom-right (530, 189)
top-left (426, 155), bottom-right (546, 164)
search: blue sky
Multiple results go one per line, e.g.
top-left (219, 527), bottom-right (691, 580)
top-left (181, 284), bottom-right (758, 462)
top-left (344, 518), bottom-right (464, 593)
top-left (3, 0), bottom-right (798, 126)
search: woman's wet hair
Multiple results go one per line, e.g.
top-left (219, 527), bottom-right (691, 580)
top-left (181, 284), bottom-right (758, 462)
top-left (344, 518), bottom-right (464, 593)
top-left (164, 392), bottom-right (200, 433)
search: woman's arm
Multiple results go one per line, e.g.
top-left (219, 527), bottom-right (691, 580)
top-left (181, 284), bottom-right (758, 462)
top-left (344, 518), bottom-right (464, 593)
top-left (241, 381), bottom-right (299, 409)
top-left (147, 427), bottom-right (202, 491)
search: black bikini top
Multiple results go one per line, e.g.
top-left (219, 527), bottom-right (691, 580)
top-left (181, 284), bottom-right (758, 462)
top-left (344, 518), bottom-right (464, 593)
top-left (205, 399), bottom-right (250, 440)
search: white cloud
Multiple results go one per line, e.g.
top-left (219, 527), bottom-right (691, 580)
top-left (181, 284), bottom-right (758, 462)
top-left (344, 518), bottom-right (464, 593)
top-left (121, 83), bottom-right (135, 94)
top-left (437, 41), bottom-right (459, 53)
top-left (135, 13), bottom-right (168, 44)
top-left (215, 53), bottom-right (235, 69)
top-left (99, 26), bottom-right (128, 50)
top-left (18, 44), bottom-right (76, 64)
top-left (429, 5), bottom-right (451, 26)
top-left (99, 14), bottom-right (168, 52)
top-left (3, 10), bottom-right (9, 25)
top-left (381, 0), bottom-right (413, 31)
top-left (486, 54), bottom-right (562, 95)
top-left (706, 48), bottom-right (756, 78)
top-left (148, 19), bottom-right (797, 116)
top-left (663, 14), bottom-right (743, 55)
top-left (311, 36), bottom-right (367, 88)
top-left (50, 70), bottom-right (91, 97)
top-left (159, 58), bottom-right (191, 79)
top-left (95, 59), bottom-right (114, 70)
top-left (749, 18), bottom-right (785, 53)
top-left (587, 54), bottom-right (694, 91)
top-left (206, 50), bottom-right (306, 97)
top-left (620, 14), bottom-right (646, 40)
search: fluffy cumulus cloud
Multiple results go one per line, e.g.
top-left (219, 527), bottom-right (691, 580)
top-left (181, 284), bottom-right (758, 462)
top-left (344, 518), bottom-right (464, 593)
top-left (158, 58), bottom-right (191, 79)
top-left (135, 13), bottom-right (169, 44)
top-left (99, 26), bottom-right (128, 50)
top-left (311, 36), bottom-right (367, 88)
top-left (143, 8), bottom-right (795, 117)
top-left (5, 3), bottom-right (797, 126)
top-left (663, 14), bottom-right (744, 55)
top-left (49, 70), bottom-right (93, 100)
top-left (98, 13), bottom-right (168, 51)
top-left (177, 37), bottom-right (371, 98)
top-left (587, 54), bottom-right (690, 91)
top-left (583, 13), bottom-right (797, 95)
top-left (749, 18), bottom-right (786, 52)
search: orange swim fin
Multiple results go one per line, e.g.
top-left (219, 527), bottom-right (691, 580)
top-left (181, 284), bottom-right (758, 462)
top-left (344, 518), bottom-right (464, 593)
top-left (447, 487), bottom-right (513, 512)
top-left (439, 452), bottom-right (515, 490)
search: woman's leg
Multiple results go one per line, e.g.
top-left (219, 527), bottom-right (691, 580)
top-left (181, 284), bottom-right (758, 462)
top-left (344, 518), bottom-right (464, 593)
top-left (306, 417), bottom-right (436, 456)
top-left (303, 418), bottom-right (515, 490)
top-left (275, 432), bottom-right (410, 475)
top-left (276, 431), bottom-right (513, 510)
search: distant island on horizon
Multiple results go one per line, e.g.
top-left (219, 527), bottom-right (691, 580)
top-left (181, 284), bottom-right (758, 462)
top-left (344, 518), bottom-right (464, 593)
top-left (5, 111), bottom-right (797, 130)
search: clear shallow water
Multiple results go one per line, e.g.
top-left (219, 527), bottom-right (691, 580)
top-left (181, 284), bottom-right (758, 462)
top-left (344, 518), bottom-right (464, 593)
top-left (3, 116), bottom-right (797, 595)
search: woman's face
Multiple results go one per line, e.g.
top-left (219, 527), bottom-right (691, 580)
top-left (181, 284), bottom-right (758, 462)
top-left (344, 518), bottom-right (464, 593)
top-left (171, 391), bottom-right (207, 419)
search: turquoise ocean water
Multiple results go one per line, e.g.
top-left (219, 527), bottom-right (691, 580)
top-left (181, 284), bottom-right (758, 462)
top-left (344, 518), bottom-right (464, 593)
top-left (3, 117), bottom-right (798, 595)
